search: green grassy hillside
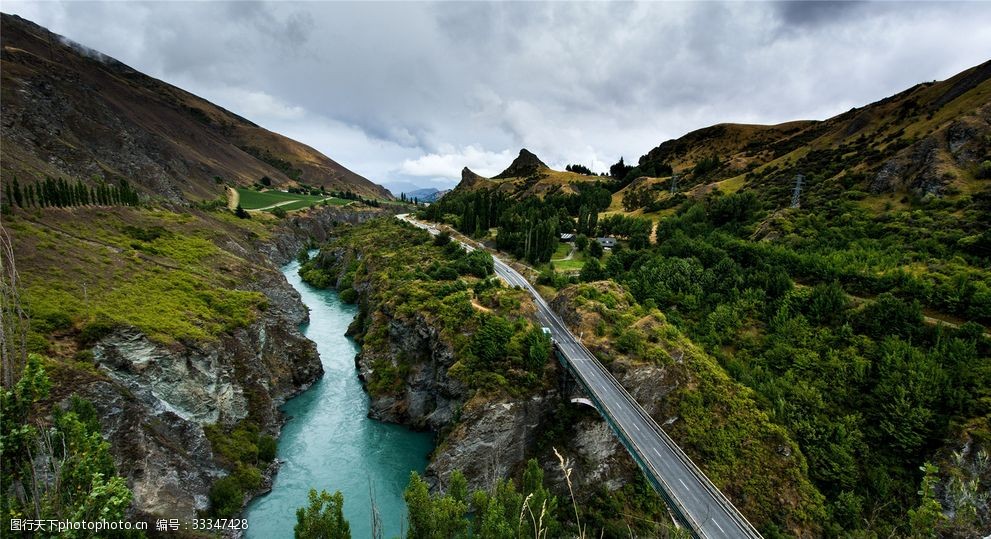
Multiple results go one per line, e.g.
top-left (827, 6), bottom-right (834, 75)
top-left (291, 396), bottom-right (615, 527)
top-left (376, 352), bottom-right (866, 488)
top-left (8, 206), bottom-right (272, 349)
top-left (421, 59), bottom-right (991, 537)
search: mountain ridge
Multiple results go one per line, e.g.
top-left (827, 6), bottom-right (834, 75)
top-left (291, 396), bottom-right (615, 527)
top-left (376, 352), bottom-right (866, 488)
top-left (0, 13), bottom-right (393, 202)
top-left (444, 59), bottom-right (990, 213)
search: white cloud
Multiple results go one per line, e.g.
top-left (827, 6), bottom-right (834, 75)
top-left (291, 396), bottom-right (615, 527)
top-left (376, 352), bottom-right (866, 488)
top-left (400, 146), bottom-right (516, 179)
top-left (219, 88), bottom-right (306, 121)
top-left (4, 1), bottom-right (990, 193)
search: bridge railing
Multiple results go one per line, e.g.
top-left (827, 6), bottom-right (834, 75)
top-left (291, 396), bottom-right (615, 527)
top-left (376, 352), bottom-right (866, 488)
top-left (554, 349), bottom-right (709, 538)
top-left (567, 339), bottom-right (763, 538)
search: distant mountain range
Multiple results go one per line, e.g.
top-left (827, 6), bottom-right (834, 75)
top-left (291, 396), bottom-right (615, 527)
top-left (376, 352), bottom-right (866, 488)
top-left (401, 187), bottom-right (450, 202)
top-left (0, 13), bottom-right (392, 202)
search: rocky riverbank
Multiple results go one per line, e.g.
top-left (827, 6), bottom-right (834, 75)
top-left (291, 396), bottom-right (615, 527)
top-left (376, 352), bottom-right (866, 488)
top-left (69, 205), bottom-right (389, 521)
top-left (304, 220), bottom-right (661, 514)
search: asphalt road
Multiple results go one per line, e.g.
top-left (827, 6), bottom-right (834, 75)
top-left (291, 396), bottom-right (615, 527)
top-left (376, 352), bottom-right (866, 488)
top-left (397, 215), bottom-right (762, 538)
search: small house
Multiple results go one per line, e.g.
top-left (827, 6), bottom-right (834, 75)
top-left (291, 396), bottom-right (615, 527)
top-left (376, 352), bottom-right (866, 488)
top-left (560, 233), bottom-right (575, 242)
top-left (596, 237), bottom-right (617, 249)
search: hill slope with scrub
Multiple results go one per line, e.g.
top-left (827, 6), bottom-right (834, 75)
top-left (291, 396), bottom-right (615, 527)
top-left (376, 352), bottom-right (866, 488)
top-left (421, 59), bottom-right (991, 537)
top-left (0, 13), bottom-right (392, 203)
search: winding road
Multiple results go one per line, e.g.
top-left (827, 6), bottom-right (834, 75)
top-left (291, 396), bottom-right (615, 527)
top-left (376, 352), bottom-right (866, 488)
top-left (397, 214), bottom-right (762, 538)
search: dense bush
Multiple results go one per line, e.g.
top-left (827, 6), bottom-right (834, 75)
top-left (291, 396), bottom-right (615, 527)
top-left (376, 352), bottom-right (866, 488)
top-left (593, 187), bottom-right (991, 535)
top-left (1, 358), bottom-right (134, 532)
top-left (297, 219), bottom-right (551, 397)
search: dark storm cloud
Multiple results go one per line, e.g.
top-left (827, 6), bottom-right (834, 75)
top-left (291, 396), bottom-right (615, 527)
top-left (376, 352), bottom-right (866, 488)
top-left (4, 1), bottom-right (990, 194)
top-left (775, 1), bottom-right (867, 27)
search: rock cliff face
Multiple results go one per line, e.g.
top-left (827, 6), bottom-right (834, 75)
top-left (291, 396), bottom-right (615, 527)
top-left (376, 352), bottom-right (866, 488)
top-left (316, 241), bottom-right (648, 500)
top-left (351, 308), bottom-right (467, 430)
top-left (83, 263), bottom-right (321, 520)
top-left (263, 205), bottom-right (392, 266)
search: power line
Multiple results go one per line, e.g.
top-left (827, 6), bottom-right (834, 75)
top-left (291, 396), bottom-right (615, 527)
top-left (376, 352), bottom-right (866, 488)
top-left (791, 173), bottom-right (804, 208)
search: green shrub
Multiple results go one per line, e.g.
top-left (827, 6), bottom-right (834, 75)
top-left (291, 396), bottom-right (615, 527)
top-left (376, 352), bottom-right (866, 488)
top-left (78, 315), bottom-right (118, 344)
top-left (208, 475), bottom-right (244, 517)
top-left (258, 435), bottom-right (277, 462)
top-left (339, 288), bottom-right (358, 304)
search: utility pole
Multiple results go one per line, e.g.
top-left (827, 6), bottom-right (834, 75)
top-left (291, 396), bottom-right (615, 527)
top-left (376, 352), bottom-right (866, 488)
top-left (791, 173), bottom-right (804, 209)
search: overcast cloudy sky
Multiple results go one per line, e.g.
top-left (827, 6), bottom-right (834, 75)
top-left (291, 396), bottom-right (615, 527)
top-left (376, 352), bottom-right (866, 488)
top-left (5, 1), bottom-right (990, 194)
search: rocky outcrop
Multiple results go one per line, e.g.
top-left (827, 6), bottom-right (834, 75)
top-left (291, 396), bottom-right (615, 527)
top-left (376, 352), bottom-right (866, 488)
top-left (493, 149), bottom-right (549, 179)
top-left (429, 396), bottom-right (554, 491)
top-left (453, 167), bottom-right (489, 191)
top-left (67, 211), bottom-right (364, 521)
top-left (870, 104), bottom-right (990, 197)
top-left (934, 424), bottom-right (991, 537)
top-left (262, 205), bottom-right (391, 266)
top-left (353, 308), bottom-right (468, 431)
top-left (870, 136), bottom-right (948, 196)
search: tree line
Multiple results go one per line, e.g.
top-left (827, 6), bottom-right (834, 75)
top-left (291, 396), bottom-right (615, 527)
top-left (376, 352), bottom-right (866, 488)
top-left (292, 459), bottom-right (568, 539)
top-left (4, 176), bottom-right (140, 209)
top-left (422, 183), bottom-right (614, 265)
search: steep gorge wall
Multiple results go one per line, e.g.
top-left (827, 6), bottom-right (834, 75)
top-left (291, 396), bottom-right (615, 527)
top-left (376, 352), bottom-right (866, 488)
top-left (263, 206), bottom-right (392, 266)
top-left (84, 249), bottom-right (320, 520)
top-left (312, 241), bottom-right (654, 507)
top-left (72, 206), bottom-right (387, 520)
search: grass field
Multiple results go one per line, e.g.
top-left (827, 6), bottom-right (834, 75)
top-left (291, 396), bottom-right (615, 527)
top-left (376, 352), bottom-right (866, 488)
top-left (552, 258), bottom-right (585, 272)
top-left (551, 242), bottom-right (585, 272)
top-left (235, 188), bottom-right (349, 210)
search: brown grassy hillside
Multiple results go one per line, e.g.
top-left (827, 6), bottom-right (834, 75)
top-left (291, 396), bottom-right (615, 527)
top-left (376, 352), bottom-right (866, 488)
top-left (0, 13), bottom-right (392, 203)
top-left (633, 60), bottom-right (991, 207)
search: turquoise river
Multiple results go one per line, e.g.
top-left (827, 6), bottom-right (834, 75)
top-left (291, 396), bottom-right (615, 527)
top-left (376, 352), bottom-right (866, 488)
top-left (245, 257), bottom-right (434, 538)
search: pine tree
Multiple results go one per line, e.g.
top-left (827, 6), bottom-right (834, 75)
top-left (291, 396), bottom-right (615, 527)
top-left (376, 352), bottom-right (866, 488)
top-left (13, 177), bottom-right (23, 207)
top-left (40, 178), bottom-right (48, 206)
top-left (42, 177), bottom-right (52, 207)
top-left (5, 182), bottom-right (13, 208)
top-left (62, 178), bottom-right (70, 206)
top-left (77, 181), bottom-right (89, 205)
